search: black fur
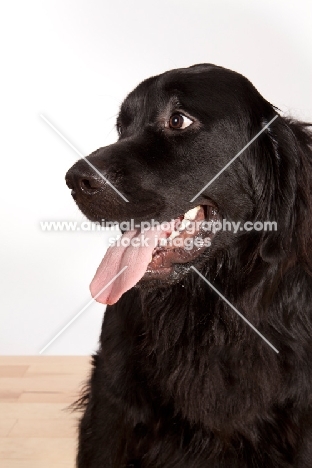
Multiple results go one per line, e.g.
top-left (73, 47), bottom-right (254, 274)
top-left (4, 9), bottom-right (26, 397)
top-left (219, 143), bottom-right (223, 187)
top-left (66, 64), bottom-right (312, 467)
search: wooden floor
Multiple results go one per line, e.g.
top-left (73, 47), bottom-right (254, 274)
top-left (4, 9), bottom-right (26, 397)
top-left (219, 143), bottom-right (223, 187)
top-left (0, 356), bottom-right (91, 468)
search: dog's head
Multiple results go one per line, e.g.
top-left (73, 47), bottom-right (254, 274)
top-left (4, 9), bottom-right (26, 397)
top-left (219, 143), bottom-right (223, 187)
top-left (65, 64), bottom-right (312, 304)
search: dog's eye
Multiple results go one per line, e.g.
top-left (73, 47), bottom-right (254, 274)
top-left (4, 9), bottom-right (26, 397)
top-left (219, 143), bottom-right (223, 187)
top-left (168, 113), bottom-right (193, 130)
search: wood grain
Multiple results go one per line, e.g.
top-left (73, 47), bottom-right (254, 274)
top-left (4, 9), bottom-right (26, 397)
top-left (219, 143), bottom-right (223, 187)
top-left (0, 356), bottom-right (90, 467)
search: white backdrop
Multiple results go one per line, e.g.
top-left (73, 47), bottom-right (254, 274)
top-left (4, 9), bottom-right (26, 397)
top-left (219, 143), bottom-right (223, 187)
top-left (1, 0), bottom-right (311, 355)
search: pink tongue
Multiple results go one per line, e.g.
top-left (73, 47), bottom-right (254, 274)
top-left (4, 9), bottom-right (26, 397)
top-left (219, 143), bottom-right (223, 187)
top-left (90, 227), bottom-right (167, 305)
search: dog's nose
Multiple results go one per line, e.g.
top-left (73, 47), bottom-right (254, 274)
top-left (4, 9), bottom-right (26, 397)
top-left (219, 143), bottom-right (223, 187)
top-left (65, 166), bottom-right (104, 198)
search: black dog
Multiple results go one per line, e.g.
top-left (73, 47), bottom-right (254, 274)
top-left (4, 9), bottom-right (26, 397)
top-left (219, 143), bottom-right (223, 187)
top-left (66, 64), bottom-right (312, 467)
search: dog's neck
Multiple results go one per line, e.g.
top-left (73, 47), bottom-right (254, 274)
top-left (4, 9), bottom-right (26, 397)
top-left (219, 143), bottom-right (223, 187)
top-left (134, 258), bottom-right (282, 432)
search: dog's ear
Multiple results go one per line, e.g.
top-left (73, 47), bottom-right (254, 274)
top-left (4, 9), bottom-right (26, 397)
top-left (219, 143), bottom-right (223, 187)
top-left (258, 117), bottom-right (299, 263)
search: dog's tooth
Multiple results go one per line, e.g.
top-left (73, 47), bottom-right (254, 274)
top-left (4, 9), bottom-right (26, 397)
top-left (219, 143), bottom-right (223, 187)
top-left (178, 219), bottom-right (191, 231)
top-left (168, 230), bottom-right (180, 240)
top-left (184, 206), bottom-right (201, 220)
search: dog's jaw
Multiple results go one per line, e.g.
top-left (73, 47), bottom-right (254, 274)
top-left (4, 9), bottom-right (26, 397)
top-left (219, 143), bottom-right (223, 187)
top-left (144, 204), bottom-right (220, 279)
top-left (89, 202), bottom-right (221, 304)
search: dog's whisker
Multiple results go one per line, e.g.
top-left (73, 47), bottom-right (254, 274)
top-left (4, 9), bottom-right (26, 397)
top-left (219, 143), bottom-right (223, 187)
top-left (40, 114), bottom-right (129, 202)
top-left (62, 64), bottom-right (312, 466)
